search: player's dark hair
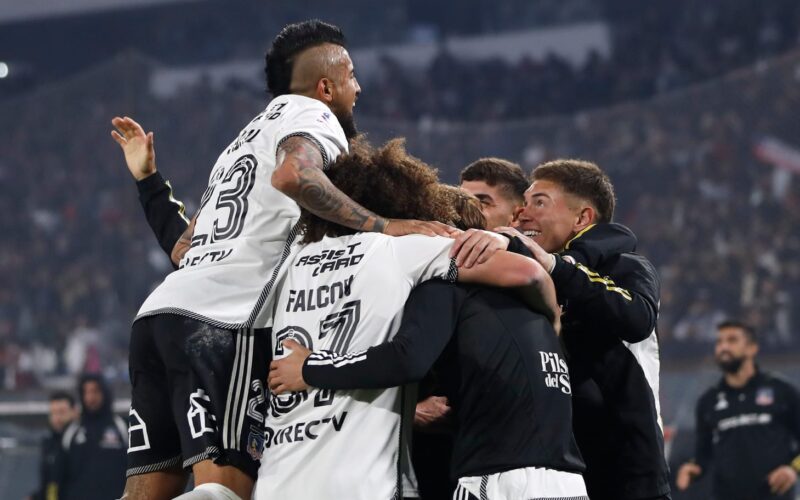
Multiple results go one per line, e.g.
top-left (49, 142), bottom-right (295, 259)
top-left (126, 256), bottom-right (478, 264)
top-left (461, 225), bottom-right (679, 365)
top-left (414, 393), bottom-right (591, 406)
top-left (265, 20), bottom-right (347, 97)
top-left (460, 158), bottom-right (529, 204)
top-left (438, 185), bottom-right (486, 230)
top-left (299, 138), bottom-right (455, 243)
top-left (532, 159), bottom-right (616, 223)
top-left (717, 320), bottom-right (758, 344)
top-left (49, 391), bottom-right (76, 407)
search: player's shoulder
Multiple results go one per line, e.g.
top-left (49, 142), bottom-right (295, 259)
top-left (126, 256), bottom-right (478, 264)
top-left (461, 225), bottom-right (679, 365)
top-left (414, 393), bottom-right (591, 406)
top-left (388, 234), bottom-right (453, 254)
top-left (392, 234), bottom-right (453, 245)
top-left (758, 370), bottom-right (799, 392)
top-left (269, 94), bottom-right (331, 117)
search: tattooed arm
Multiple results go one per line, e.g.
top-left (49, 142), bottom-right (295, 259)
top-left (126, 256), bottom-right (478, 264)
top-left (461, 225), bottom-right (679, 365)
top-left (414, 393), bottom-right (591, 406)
top-left (272, 136), bottom-right (456, 237)
top-left (170, 214), bottom-right (197, 266)
top-left (272, 136), bottom-right (386, 232)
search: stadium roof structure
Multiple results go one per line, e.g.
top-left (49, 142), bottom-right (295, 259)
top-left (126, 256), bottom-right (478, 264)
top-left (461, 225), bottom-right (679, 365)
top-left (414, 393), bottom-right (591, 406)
top-left (0, 0), bottom-right (201, 24)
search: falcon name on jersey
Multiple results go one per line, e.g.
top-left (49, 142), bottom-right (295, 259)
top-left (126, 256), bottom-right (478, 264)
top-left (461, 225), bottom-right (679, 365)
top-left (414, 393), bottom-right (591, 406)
top-left (256, 233), bottom-right (457, 500)
top-left (136, 95), bottom-right (348, 328)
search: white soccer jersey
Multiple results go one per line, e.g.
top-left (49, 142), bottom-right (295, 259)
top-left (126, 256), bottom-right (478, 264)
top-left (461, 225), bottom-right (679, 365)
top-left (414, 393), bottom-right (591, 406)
top-left (255, 233), bottom-right (457, 500)
top-left (136, 94), bottom-right (348, 328)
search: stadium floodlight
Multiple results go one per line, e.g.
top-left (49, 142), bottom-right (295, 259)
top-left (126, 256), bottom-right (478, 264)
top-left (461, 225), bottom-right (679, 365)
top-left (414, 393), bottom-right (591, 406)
top-left (0, 62), bottom-right (8, 79)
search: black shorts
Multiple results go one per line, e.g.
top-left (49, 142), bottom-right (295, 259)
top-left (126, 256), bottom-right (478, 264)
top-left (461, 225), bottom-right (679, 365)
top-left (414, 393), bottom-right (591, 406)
top-left (126, 314), bottom-right (269, 480)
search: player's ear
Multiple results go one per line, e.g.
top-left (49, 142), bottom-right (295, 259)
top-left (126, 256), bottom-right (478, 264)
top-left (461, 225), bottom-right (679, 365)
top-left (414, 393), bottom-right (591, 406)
top-left (574, 205), bottom-right (595, 232)
top-left (317, 77), bottom-right (334, 103)
top-left (511, 206), bottom-right (524, 223)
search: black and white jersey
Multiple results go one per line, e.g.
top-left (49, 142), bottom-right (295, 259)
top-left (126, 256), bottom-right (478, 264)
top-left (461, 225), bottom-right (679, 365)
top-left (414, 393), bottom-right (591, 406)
top-left (255, 233), bottom-right (457, 500)
top-left (694, 370), bottom-right (800, 500)
top-left (548, 223), bottom-right (670, 500)
top-left (136, 95), bottom-right (348, 328)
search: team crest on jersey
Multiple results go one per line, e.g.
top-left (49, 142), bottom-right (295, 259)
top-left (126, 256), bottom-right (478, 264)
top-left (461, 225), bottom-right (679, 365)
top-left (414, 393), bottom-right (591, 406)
top-left (756, 387), bottom-right (774, 406)
top-left (246, 427), bottom-right (265, 461)
top-left (100, 427), bottom-right (123, 449)
top-left (715, 392), bottom-right (729, 411)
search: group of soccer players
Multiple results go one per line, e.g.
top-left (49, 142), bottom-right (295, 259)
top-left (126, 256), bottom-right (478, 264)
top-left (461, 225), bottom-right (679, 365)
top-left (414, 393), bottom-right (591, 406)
top-left (111, 19), bottom-right (669, 500)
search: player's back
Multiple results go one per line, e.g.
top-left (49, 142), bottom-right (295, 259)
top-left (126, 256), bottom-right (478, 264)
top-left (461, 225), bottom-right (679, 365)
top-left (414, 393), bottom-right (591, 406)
top-left (257, 232), bottom-right (456, 500)
top-left (136, 94), bottom-right (347, 328)
top-left (433, 284), bottom-right (585, 479)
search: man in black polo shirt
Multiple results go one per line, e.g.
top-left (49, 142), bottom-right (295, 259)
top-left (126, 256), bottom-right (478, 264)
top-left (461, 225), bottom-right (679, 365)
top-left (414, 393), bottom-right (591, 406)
top-left (498, 159), bottom-right (670, 500)
top-left (676, 321), bottom-right (800, 499)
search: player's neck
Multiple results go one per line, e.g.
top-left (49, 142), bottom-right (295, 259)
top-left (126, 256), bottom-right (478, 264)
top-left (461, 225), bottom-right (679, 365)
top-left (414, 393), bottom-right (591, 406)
top-left (724, 361), bottom-right (756, 388)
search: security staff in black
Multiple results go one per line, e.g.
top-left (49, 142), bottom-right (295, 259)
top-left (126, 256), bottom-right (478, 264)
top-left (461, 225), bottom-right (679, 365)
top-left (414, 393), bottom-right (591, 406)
top-left (56, 374), bottom-right (128, 500)
top-left (503, 159), bottom-right (671, 500)
top-left (29, 392), bottom-right (78, 500)
top-left (676, 321), bottom-right (800, 499)
top-left (269, 279), bottom-right (588, 499)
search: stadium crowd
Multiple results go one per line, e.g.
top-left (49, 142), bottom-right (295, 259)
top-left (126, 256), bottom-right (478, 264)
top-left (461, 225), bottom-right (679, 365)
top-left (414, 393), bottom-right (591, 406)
top-left (1, 44), bottom-right (800, 391)
top-left (357, 0), bottom-right (800, 121)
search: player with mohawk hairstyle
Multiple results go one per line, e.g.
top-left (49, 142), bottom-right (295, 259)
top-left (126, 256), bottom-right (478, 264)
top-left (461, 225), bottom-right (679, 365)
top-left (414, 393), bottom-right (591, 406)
top-left (112, 20), bottom-right (454, 500)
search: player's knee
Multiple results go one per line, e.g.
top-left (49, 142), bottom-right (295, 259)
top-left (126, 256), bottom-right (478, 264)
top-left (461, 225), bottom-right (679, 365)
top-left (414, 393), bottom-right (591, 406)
top-left (172, 483), bottom-right (241, 500)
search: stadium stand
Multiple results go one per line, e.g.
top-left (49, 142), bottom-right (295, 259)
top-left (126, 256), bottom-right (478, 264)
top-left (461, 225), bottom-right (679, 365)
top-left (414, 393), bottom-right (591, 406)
top-left (1, 2), bottom-right (800, 497)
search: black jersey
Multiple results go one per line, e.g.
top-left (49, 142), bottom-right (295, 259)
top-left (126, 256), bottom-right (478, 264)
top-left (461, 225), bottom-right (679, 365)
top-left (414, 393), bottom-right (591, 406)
top-left (547, 223), bottom-right (670, 500)
top-left (694, 369), bottom-right (800, 500)
top-left (302, 280), bottom-right (585, 480)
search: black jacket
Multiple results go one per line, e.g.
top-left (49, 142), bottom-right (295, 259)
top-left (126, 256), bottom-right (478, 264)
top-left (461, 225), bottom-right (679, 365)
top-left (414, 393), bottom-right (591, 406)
top-left (31, 428), bottom-right (66, 500)
top-left (548, 223), bottom-right (670, 500)
top-left (56, 375), bottom-right (128, 500)
top-left (694, 369), bottom-right (800, 500)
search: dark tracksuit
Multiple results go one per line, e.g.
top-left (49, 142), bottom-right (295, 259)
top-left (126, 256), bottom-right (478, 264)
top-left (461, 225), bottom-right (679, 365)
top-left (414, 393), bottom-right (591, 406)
top-left (524, 223), bottom-right (671, 500)
top-left (693, 369), bottom-right (800, 500)
top-left (31, 428), bottom-right (67, 500)
top-left (56, 374), bottom-right (128, 500)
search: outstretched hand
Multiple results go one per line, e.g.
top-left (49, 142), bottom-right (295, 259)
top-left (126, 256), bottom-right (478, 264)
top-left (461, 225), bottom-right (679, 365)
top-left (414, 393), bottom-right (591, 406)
top-left (111, 116), bottom-right (157, 181)
top-left (268, 339), bottom-right (312, 394)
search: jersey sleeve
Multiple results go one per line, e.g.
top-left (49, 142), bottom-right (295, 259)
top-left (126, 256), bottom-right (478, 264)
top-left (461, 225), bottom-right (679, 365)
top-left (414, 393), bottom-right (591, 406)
top-left (303, 281), bottom-right (462, 389)
top-left (277, 103), bottom-right (348, 169)
top-left (550, 252), bottom-right (659, 343)
top-left (135, 171), bottom-right (191, 267)
top-left (390, 235), bottom-right (458, 285)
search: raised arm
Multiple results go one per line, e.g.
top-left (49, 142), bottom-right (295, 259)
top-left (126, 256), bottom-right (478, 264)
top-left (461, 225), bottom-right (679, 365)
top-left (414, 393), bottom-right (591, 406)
top-left (272, 135), bottom-right (456, 237)
top-left (111, 116), bottom-right (191, 267)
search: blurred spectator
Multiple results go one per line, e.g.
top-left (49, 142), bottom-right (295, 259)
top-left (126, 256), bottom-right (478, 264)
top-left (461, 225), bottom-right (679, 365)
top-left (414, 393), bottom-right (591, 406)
top-left (675, 321), bottom-right (800, 499)
top-left (56, 374), bottom-right (127, 500)
top-left (28, 392), bottom-right (78, 500)
top-left (2, 5), bottom-right (800, 390)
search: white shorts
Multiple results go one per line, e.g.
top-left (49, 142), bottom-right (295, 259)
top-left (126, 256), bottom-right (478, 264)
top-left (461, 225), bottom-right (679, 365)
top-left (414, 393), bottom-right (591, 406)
top-left (453, 466), bottom-right (588, 500)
